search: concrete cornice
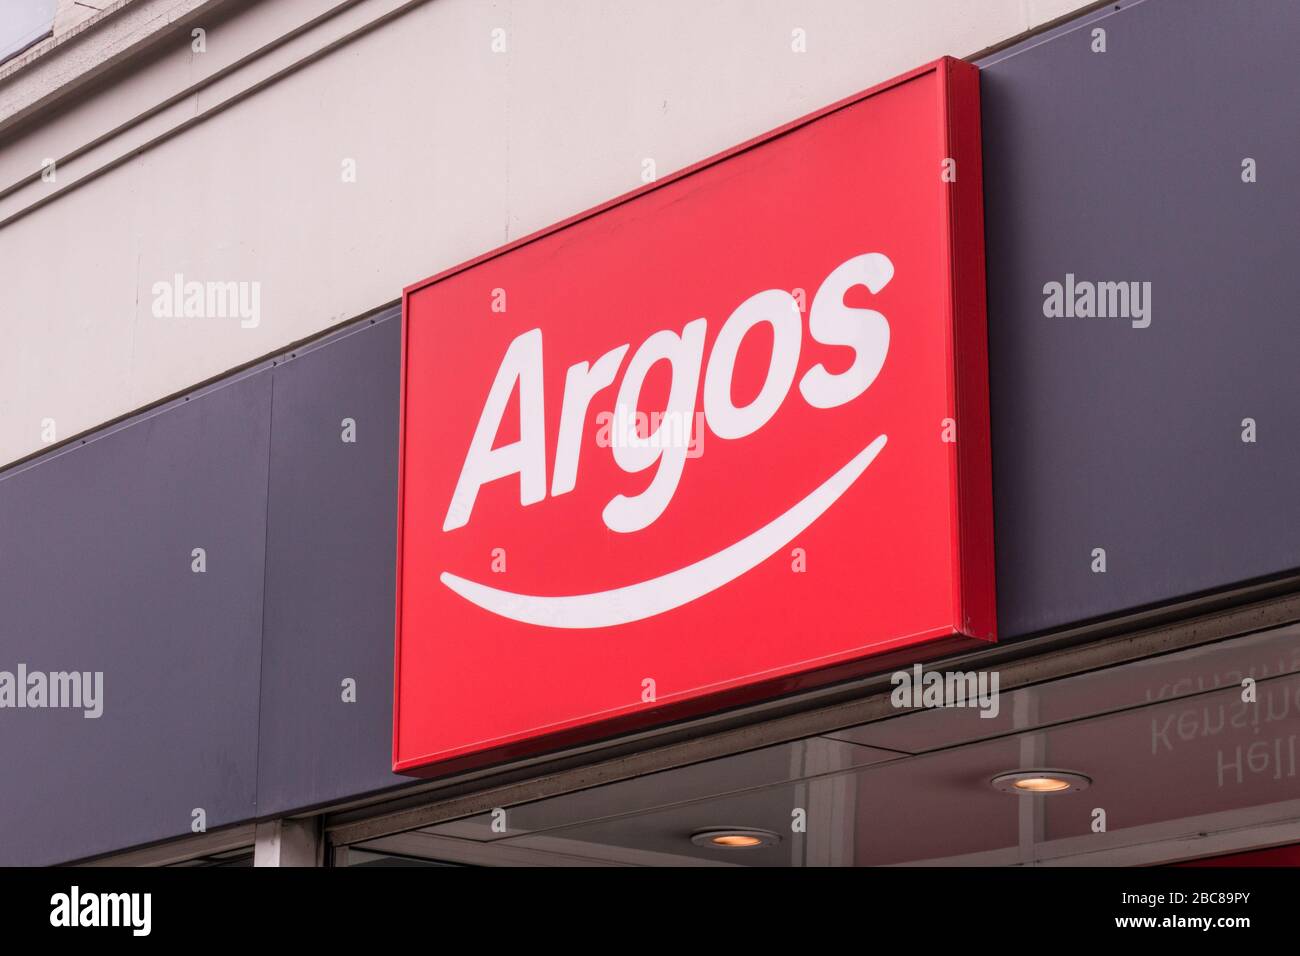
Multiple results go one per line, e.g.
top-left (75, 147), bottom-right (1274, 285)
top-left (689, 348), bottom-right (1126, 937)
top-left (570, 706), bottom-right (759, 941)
top-left (0, 0), bottom-right (237, 135)
top-left (0, 0), bottom-right (416, 224)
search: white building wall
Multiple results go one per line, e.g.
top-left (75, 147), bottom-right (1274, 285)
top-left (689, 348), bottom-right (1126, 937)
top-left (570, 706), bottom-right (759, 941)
top-left (0, 0), bottom-right (1097, 467)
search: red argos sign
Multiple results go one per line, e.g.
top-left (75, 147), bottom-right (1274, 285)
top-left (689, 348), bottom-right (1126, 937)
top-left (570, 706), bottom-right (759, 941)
top-left (395, 58), bottom-right (994, 776)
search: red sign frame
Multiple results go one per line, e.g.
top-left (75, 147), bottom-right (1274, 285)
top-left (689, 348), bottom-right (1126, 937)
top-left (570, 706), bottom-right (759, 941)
top-left (395, 57), bottom-right (994, 777)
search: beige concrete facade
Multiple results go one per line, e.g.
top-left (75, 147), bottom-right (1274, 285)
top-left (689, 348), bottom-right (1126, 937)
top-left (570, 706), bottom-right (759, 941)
top-left (0, 0), bottom-right (1099, 467)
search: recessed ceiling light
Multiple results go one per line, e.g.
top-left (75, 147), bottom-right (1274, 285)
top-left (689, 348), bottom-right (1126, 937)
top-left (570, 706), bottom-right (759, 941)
top-left (690, 828), bottom-right (781, 849)
top-left (991, 770), bottom-right (1091, 794)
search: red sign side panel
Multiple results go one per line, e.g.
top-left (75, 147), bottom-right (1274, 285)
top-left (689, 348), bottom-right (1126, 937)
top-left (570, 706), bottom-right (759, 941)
top-left (944, 58), bottom-right (997, 643)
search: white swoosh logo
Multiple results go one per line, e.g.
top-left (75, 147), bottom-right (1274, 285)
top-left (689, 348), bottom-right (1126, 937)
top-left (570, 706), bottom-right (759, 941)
top-left (439, 433), bottom-right (887, 629)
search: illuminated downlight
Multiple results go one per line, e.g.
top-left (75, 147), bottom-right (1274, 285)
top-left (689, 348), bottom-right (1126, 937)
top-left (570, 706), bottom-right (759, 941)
top-left (690, 828), bottom-right (781, 849)
top-left (991, 770), bottom-right (1091, 794)
top-left (713, 834), bottom-right (763, 847)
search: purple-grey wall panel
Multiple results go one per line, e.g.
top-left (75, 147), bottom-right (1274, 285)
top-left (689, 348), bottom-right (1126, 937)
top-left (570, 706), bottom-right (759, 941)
top-left (256, 309), bottom-right (411, 815)
top-left (978, 0), bottom-right (1300, 637)
top-left (0, 373), bottom-right (271, 865)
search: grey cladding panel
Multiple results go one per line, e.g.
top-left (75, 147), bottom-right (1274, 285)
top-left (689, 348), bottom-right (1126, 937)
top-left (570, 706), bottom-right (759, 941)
top-left (979, 0), bottom-right (1300, 637)
top-left (256, 310), bottom-right (410, 815)
top-left (0, 374), bottom-right (270, 865)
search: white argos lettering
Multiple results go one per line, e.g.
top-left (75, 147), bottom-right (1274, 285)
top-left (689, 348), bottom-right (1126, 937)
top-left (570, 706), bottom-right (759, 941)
top-left (799, 252), bottom-right (893, 408)
top-left (441, 252), bottom-right (894, 534)
top-left (604, 319), bottom-right (707, 533)
top-left (551, 343), bottom-right (630, 498)
top-left (703, 288), bottom-right (802, 439)
top-left (442, 328), bottom-right (547, 532)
